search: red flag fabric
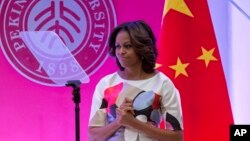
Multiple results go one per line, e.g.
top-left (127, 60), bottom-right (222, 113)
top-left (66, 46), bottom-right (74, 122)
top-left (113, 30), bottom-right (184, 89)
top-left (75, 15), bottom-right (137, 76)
top-left (157, 0), bottom-right (234, 141)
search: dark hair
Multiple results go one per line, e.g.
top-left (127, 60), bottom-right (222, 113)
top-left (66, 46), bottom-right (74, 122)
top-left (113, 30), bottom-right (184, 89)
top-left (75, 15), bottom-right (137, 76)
top-left (108, 20), bottom-right (158, 73)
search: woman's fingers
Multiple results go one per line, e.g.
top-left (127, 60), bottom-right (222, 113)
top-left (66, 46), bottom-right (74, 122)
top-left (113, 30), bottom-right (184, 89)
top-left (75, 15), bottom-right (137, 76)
top-left (118, 106), bottom-right (135, 115)
top-left (118, 97), bottom-right (135, 115)
top-left (121, 98), bottom-right (133, 105)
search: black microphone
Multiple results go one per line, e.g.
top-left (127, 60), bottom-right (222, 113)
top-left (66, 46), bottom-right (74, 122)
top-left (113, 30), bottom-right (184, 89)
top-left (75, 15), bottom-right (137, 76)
top-left (65, 80), bottom-right (81, 88)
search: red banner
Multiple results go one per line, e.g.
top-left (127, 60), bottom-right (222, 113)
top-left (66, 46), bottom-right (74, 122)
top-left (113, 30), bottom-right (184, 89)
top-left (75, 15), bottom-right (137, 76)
top-left (157, 0), bottom-right (234, 140)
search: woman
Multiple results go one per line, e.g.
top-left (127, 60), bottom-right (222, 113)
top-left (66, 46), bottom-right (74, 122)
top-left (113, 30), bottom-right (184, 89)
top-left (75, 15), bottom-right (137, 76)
top-left (88, 20), bottom-right (183, 141)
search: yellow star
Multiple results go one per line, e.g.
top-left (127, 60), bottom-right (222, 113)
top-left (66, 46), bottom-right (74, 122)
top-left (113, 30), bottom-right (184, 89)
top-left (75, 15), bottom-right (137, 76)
top-left (163, 0), bottom-right (194, 18)
top-left (197, 47), bottom-right (218, 67)
top-left (169, 57), bottom-right (190, 78)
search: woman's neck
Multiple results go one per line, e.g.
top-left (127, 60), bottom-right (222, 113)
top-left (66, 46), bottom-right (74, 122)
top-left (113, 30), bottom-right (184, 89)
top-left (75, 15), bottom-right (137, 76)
top-left (119, 68), bottom-right (156, 80)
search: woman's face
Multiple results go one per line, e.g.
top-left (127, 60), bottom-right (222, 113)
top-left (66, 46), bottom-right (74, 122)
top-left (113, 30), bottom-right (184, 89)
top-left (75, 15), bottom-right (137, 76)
top-left (115, 30), bottom-right (141, 69)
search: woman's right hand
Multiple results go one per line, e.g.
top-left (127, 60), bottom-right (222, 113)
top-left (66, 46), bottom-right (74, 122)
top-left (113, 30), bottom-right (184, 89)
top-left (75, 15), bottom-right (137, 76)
top-left (116, 98), bottom-right (135, 127)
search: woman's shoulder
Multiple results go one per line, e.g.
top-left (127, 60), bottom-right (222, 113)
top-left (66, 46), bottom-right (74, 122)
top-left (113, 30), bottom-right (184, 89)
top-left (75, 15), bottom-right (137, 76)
top-left (100, 71), bottom-right (119, 79)
top-left (154, 71), bottom-right (177, 87)
top-left (98, 72), bottom-right (121, 85)
top-left (155, 71), bottom-right (171, 81)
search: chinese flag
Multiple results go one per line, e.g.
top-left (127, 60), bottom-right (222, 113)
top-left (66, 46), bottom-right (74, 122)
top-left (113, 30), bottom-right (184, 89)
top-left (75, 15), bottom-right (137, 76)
top-left (157, 0), bottom-right (234, 141)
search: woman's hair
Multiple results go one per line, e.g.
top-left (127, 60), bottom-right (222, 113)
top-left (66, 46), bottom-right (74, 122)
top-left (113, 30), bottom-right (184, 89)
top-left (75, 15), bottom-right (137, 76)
top-left (108, 20), bottom-right (158, 73)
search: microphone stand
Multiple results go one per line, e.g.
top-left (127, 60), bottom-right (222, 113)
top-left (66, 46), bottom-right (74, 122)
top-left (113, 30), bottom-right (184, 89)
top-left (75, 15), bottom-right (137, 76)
top-left (66, 80), bottom-right (81, 141)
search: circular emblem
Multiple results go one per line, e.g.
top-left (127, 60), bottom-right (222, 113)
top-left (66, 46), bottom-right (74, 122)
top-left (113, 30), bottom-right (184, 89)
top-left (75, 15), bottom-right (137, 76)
top-left (0, 0), bottom-right (117, 86)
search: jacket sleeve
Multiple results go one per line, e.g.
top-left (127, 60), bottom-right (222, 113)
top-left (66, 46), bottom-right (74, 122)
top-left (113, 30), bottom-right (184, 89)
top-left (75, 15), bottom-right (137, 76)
top-left (161, 80), bottom-right (183, 131)
top-left (88, 79), bottom-right (107, 127)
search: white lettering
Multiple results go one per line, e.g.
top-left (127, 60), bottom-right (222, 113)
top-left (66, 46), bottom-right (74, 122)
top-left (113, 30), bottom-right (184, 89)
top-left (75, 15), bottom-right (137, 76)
top-left (94, 12), bottom-right (105, 20)
top-left (234, 129), bottom-right (241, 136)
top-left (13, 42), bottom-right (25, 51)
top-left (10, 30), bottom-right (20, 40)
top-left (11, 9), bottom-right (22, 15)
top-left (9, 17), bottom-right (20, 27)
top-left (9, 0), bottom-right (26, 26)
top-left (241, 129), bottom-right (247, 136)
top-left (36, 61), bottom-right (44, 73)
top-left (88, 0), bottom-right (100, 10)
top-left (15, 0), bottom-right (27, 8)
top-left (89, 42), bottom-right (100, 53)
top-left (93, 32), bottom-right (104, 42)
top-left (234, 129), bottom-right (247, 136)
